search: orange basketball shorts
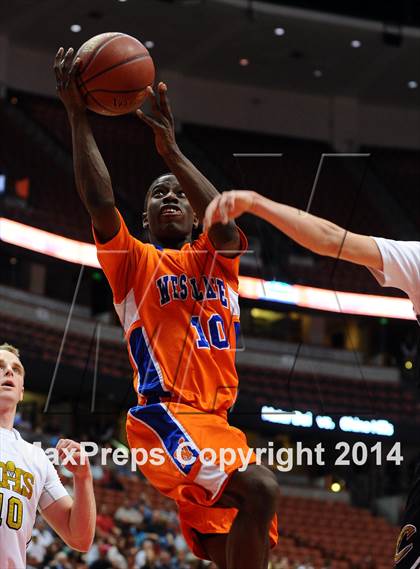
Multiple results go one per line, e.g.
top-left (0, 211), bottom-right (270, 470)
top-left (126, 401), bottom-right (278, 559)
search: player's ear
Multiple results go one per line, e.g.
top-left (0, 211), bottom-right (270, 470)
top-left (142, 212), bottom-right (149, 229)
top-left (193, 213), bottom-right (199, 230)
top-left (20, 387), bottom-right (24, 402)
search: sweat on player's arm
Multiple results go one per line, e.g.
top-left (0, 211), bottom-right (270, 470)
top-left (41, 439), bottom-right (96, 552)
top-left (204, 189), bottom-right (383, 269)
top-left (136, 81), bottom-right (241, 257)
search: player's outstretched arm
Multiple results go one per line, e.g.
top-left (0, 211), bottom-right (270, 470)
top-left (204, 190), bottom-right (383, 270)
top-left (54, 47), bottom-right (120, 243)
top-left (136, 82), bottom-right (241, 256)
top-left (41, 439), bottom-right (96, 552)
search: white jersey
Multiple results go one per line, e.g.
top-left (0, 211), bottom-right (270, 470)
top-left (0, 427), bottom-right (68, 569)
top-left (369, 238), bottom-right (420, 321)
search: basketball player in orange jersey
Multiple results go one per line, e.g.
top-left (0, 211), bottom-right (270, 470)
top-left (54, 47), bottom-right (279, 569)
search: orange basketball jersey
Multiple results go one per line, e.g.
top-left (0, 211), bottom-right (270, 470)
top-left (94, 210), bottom-right (247, 414)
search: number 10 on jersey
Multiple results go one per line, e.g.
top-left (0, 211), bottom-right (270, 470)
top-left (191, 315), bottom-right (230, 350)
top-left (0, 492), bottom-right (23, 530)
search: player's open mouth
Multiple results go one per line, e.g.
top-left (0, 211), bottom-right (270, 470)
top-left (160, 205), bottom-right (183, 217)
top-left (0, 381), bottom-right (15, 388)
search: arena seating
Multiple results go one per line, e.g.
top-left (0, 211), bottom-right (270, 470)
top-left (0, 312), bottom-right (130, 378)
top-left (93, 475), bottom-right (398, 568)
top-left (0, 99), bottom-right (91, 240)
top-left (2, 311), bottom-right (416, 422)
top-left (182, 124), bottom-right (390, 237)
top-left (362, 146), bottom-right (420, 233)
top-left (15, 91), bottom-right (168, 212)
top-left (182, 124), bottom-right (399, 295)
top-left (2, 92), bottom-right (415, 296)
top-left (96, 476), bottom-right (178, 513)
top-left (238, 365), bottom-right (417, 422)
top-left (277, 495), bottom-right (397, 568)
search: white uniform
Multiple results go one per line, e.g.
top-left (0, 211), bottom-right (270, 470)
top-left (369, 238), bottom-right (420, 321)
top-left (369, 240), bottom-right (420, 566)
top-left (0, 427), bottom-right (68, 569)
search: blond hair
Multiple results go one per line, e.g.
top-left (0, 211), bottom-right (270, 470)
top-left (0, 343), bottom-right (21, 358)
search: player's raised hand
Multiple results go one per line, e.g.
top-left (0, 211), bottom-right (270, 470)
top-left (136, 82), bottom-right (178, 157)
top-left (56, 439), bottom-right (91, 479)
top-left (203, 190), bottom-right (256, 231)
top-left (53, 47), bottom-right (85, 115)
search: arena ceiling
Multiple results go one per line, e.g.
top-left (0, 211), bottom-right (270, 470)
top-left (265, 0), bottom-right (420, 28)
top-left (1, 0), bottom-right (420, 108)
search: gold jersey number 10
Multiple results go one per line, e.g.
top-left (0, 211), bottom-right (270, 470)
top-left (0, 492), bottom-right (23, 530)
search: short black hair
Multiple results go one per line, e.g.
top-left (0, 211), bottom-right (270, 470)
top-left (143, 173), bottom-right (177, 211)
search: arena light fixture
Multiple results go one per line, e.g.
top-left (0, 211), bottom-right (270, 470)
top-left (408, 80), bottom-right (418, 89)
top-left (316, 415), bottom-right (336, 430)
top-left (250, 308), bottom-right (285, 322)
top-left (274, 27), bottom-right (285, 36)
top-left (144, 40), bottom-right (154, 49)
top-left (339, 416), bottom-right (394, 436)
top-left (313, 69), bottom-right (323, 78)
top-left (70, 24), bottom-right (82, 33)
top-left (261, 407), bottom-right (313, 428)
top-left (351, 40), bottom-right (362, 48)
top-left (262, 406), bottom-right (395, 436)
top-left (0, 217), bottom-right (100, 268)
top-left (239, 58), bottom-right (249, 67)
top-left (0, 217), bottom-right (416, 321)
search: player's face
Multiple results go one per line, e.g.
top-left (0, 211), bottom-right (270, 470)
top-left (0, 351), bottom-right (24, 407)
top-left (143, 175), bottom-right (198, 244)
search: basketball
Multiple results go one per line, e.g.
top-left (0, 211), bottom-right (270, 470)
top-left (75, 32), bottom-right (155, 116)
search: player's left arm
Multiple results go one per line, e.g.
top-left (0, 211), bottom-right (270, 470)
top-left (41, 439), bottom-right (96, 552)
top-left (204, 190), bottom-right (383, 269)
top-left (136, 82), bottom-right (241, 257)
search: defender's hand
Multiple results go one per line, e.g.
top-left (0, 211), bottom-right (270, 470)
top-left (136, 82), bottom-right (178, 157)
top-left (57, 439), bottom-right (91, 479)
top-left (54, 47), bottom-right (85, 115)
top-left (203, 190), bottom-right (256, 231)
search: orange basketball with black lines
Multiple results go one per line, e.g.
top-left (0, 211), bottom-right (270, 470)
top-left (76, 32), bottom-right (155, 116)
